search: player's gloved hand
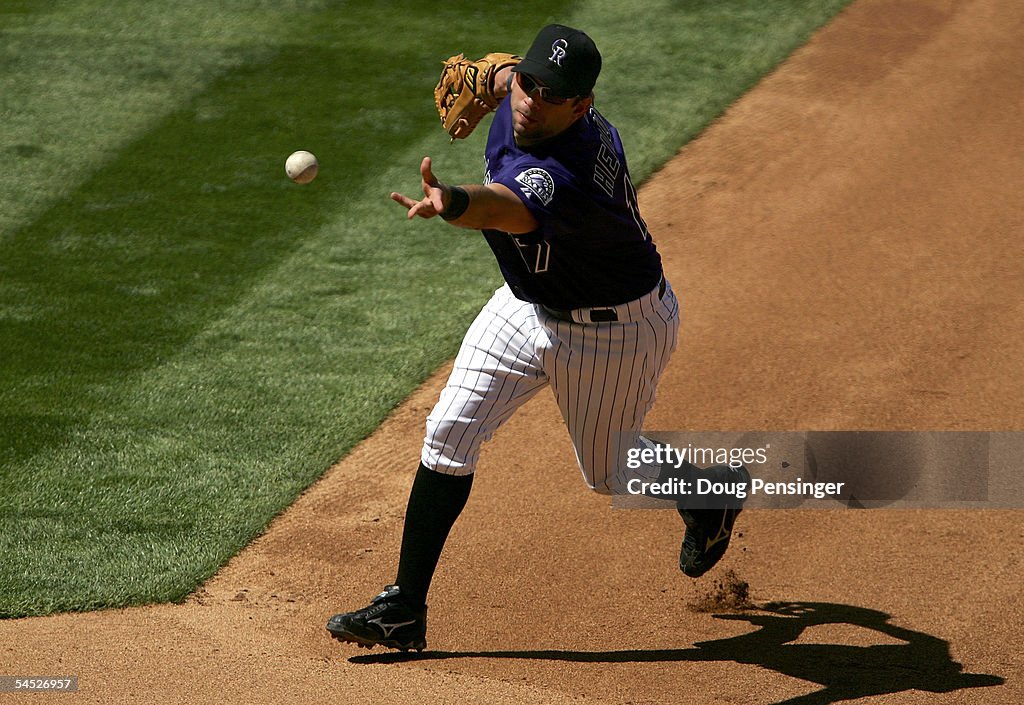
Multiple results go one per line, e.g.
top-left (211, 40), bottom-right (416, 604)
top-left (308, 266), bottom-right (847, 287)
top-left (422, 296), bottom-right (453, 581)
top-left (390, 156), bottom-right (447, 219)
top-left (434, 52), bottom-right (522, 140)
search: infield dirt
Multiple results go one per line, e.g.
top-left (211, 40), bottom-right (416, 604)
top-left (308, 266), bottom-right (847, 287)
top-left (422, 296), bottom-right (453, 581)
top-left (3, 0), bottom-right (1022, 702)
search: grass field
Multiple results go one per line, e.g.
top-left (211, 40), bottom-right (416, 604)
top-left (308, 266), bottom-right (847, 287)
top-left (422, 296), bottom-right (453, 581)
top-left (0, 0), bottom-right (852, 618)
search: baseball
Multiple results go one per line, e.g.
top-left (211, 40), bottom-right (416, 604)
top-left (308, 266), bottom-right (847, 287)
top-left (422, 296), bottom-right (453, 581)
top-left (285, 150), bottom-right (318, 184)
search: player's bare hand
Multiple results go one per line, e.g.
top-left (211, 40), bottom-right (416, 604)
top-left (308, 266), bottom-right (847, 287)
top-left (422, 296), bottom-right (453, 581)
top-left (390, 156), bottom-right (448, 219)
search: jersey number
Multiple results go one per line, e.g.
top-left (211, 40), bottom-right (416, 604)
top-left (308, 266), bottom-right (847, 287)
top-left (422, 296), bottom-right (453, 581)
top-left (624, 174), bottom-right (652, 242)
top-left (513, 237), bottom-right (551, 274)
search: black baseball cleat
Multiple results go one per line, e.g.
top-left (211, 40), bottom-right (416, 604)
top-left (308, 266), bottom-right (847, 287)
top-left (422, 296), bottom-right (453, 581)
top-left (326, 585), bottom-right (427, 652)
top-left (677, 464), bottom-right (750, 578)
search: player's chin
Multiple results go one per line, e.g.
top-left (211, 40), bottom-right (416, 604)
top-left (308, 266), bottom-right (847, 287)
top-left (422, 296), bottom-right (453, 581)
top-left (512, 122), bottom-right (546, 146)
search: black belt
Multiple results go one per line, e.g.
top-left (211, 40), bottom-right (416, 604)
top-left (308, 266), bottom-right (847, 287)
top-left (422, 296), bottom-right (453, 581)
top-left (542, 276), bottom-right (666, 324)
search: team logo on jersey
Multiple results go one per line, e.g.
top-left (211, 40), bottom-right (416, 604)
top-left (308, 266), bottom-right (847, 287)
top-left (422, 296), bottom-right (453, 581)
top-left (515, 168), bottom-right (555, 205)
top-left (549, 39), bottom-right (568, 66)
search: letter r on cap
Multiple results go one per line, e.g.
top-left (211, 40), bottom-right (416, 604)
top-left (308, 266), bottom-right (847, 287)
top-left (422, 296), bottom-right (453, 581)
top-left (549, 39), bottom-right (568, 66)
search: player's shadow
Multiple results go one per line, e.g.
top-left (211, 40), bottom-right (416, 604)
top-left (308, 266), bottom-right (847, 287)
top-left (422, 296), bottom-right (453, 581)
top-left (350, 601), bottom-right (1004, 704)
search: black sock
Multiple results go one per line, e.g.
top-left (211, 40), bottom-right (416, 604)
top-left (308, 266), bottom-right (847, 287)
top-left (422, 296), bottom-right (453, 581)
top-left (394, 463), bottom-right (473, 607)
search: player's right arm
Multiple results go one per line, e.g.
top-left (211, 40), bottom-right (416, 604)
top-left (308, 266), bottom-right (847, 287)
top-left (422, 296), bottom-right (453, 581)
top-left (390, 156), bottom-right (538, 235)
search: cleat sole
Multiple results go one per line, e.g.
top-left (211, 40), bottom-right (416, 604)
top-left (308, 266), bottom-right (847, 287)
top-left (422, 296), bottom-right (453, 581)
top-left (328, 627), bottom-right (425, 652)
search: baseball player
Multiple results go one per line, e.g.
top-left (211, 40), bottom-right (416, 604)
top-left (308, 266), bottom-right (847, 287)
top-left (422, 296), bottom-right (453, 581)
top-left (326, 24), bottom-right (749, 652)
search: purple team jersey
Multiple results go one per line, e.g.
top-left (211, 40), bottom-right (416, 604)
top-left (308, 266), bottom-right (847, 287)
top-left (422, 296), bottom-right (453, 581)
top-left (481, 96), bottom-right (663, 310)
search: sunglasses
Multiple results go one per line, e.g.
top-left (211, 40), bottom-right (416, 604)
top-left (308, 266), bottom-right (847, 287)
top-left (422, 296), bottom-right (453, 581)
top-left (516, 73), bottom-right (571, 106)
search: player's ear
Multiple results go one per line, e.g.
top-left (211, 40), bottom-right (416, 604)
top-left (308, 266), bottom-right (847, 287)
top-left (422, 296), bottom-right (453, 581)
top-left (573, 93), bottom-right (593, 115)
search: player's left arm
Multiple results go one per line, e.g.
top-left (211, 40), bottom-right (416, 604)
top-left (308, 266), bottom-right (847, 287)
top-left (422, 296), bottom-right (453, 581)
top-left (390, 156), bottom-right (538, 234)
top-left (493, 66), bottom-right (516, 101)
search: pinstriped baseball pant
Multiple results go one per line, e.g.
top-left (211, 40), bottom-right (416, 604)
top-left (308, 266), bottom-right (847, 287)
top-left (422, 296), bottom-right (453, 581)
top-left (421, 279), bottom-right (679, 493)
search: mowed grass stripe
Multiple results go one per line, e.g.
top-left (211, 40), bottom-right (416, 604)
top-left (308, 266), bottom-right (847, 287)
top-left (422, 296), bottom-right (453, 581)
top-left (1, 153), bottom-right (506, 617)
top-left (1, 42), bottom-right (433, 461)
top-left (0, 0), bottom-right (326, 238)
top-left (1, 0), bottom-right (851, 616)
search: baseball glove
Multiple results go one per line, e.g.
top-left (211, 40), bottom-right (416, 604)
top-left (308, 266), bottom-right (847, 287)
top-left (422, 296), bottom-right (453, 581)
top-left (434, 52), bottom-right (522, 140)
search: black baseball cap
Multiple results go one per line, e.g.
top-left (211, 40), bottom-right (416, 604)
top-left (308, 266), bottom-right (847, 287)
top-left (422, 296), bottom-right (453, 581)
top-left (511, 24), bottom-right (602, 99)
